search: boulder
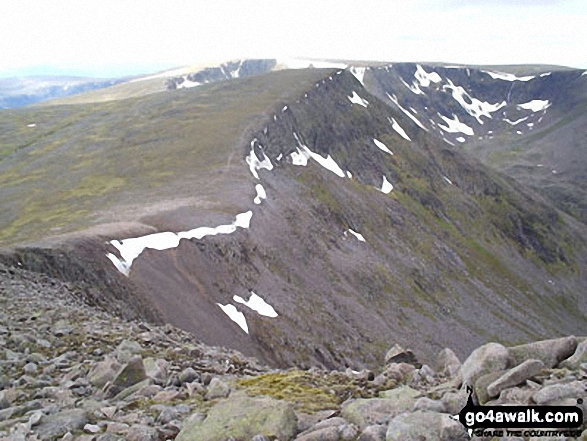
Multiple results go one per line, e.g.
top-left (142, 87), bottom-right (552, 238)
top-left (560, 339), bottom-right (587, 370)
top-left (342, 392), bottom-right (417, 429)
top-left (384, 344), bottom-right (419, 366)
top-left (532, 381), bottom-right (585, 404)
top-left (461, 342), bottom-right (511, 388)
top-left (87, 357), bottom-right (121, 388)
top-left (34, 409), bottom-right (88, 440)
top-left (474, 370), bottom-right (507, 405)
top-left (104, 356), bottom-right (147, 398)
top-left (486, 359), bottom-right (544, 397)
top-left (358, 425), bottom-right (387, 441)
top-left (205, 377), bottom-right (231, 400)
top-left (385, 411), bottom-right (468, 440)
top-left (436, 348), bottom-right (461, 378)
top-left (175, 396), bottom-right (297, 441)
top-left (508, 336), bottom-right (577, 368)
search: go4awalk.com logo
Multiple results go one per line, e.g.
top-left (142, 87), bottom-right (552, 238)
top-left (456, 387), bottom-right (584, 438)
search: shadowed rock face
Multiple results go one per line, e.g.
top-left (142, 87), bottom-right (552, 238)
top-left (2, 63), bottom-right (587, 370)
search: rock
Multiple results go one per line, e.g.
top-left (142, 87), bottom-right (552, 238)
top-left (23, 362), bottom-right (38, 375)
top-left (84, 423), bottom-right (101, 433)
top-left (412, 397), bottom-right (446, 413)
top-left (384, 344), bottom-right (419, 366)
top-left (126, 424), bottom-right (159, 441)
top-left (143, 358), bottom-right (168, 382)
top-left (440, 390), bottom-right (467, 415)
top-left (508, 336), bottom-right (577, 368)
top-left (96, 434), bottom-right (123, 441)
top-left (385, 411), bottom-right (468, 440)
top-left (112, 378), bottom-right (152, 401)
top-left (295, 426), bottom-right (340, 441)
top-left (474, 370), bottom-right (507, 405)
top-left (560, 339), bottom-right (587, 370)
top-left (205, 377), bottom-right (230, 400)
top-left (436, 348), bottom-right (461, 378)
top-left (486, 359), bottom-right (544, 397)
top-left (358, 424), bottom-right (387, 441)
top-left (104, 356), bottom-right (147, 398)
top-left (341, 395), bottom-right (416, 428)
top-left (34, 409), bottom-right (88, 440)
top-left (175, 396), bottom-right (297, 441)
top-left (532, 381), bottom-right (585, 404)
top-left (381, 363), bottom-right (415, 383)
top-left (378, 385), bottom-right (421, 404)
top-left (178, 367), bottom-right (199, 384)
top-left (114, 340), bottom-right (143, 363)
top-left (461, 342), bottom-right (511, 388)
top-left (88, 357), bottom-right (121, 388)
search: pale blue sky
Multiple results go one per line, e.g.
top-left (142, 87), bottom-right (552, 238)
top-left (1, 0), bottom-right (585, 78)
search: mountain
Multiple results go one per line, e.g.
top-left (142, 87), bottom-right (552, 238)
top-left (1, 60), bottom-right (586, 371)
top-left (0, 76), bottom-right (124, 108)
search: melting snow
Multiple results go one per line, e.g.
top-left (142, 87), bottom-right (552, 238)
top-left (504, 116), bottom-right (529, 125)
top-left (282, 105), bottom-right (288, 112)
top-left (527, 122), bottom-right (534, 128)
top-left (437, 114), bottom-right (474, 135)
top-left (291, 132), bottom-right (345, 177)
top-left (443, 79), bottom-right (506, 124)
top-left (217, 303), bottom-right (249, 333)
top-left (388, 117), bottom-right (411, 141)
top-left (176, 78), bottom-right (201, 89)
top-left (443, 176), bottom-right (453, 185)
top-left (346, 171), bottom-right (353, 179)
top-left (27, 123), bottom-right (36, 128)
top-left (347, 229), bottom-right (366, 242)
top-left (516, 130), bottom-right (523, 135)
top-left (380, 176), bottom-right (393, 194)
top-left (386, 93), bottom-right (428, 131)
top-left (234, 292), bottom-right (278, 317)
top-left (253, 184), bottom-right (266, 205)
top-left (456, 137), bottom-right (466, 143)
top-left (276, 153), bottom-right (283, 161)
top-left (517, 100), bottom-right (551, 112)
top-left (349, 66), bottom-right (366, 85)
top-left (107, 211), bottom-right (253, 276)
top-left (540, 72), bottom-right (551, 78)
top-left (373, 138), bottom-right (393, 155)
top-left (443, 138), bottom-right (455, 146)
top-left (482, 70), bottom-right (535, 82)
top-left (582, 71), bottom-right (587, 76)
top-left (348, 91), bottom-right (369, 107)
top-left (401, 77), bottom-right (425, 95)
top-left (246, 140), bottom-right (274, 179)
top-left (415, 65), bottom-right (442, 87)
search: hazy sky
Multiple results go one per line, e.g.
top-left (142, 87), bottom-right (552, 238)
top-left (1, 0), bottom-right (585, 77)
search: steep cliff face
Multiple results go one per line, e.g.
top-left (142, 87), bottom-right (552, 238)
top-left (2, 64), bottom-right (587, 370)
top-left (99, 68), bottom-right (587, 369)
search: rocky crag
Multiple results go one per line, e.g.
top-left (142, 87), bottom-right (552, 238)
top-left (1, 263), bottom-right (586, 441)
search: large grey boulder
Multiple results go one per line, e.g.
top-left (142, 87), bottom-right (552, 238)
top-left (461, 342), bottom-right (511, 388)
top-left (532, 381), bottom-right (585, 404)
top-left (385, 411), bottom-right (468, 440)
top-left (175, 396), bottom-right (297, 441)
top-left (486, 359), bottom-right (545, 397)
top-left (342, 390), bottom-right (418, 429)
top-left (87, 357), bottom-right (121, 388)
top-left (508, 336), bottom-right (577, 368)
top-left (384, 344), bottom-right (418, 366)
top-left (560, 339), bottom-right (587, 370)
top-left (104, 356), bottom-right (147, 398)
top-left (34, 409), bottom-right (88, 440)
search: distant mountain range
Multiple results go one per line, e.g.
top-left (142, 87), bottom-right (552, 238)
top-left (1, 59), bottom-right (586, 370)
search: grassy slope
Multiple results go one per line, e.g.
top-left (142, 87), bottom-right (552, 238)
top-left (0, 69), bottom-right (332, 245)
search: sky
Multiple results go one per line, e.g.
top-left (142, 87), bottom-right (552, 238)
top-left (1, 0), bottom-right (586, 78)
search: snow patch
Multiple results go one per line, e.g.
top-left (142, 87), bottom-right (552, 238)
top-left (386, 93), bottom-right (428, 131)
top-left (540, 72), bottom-right (551, 78)
top-left (107, 211), bottom-right (253, 276)
top-left (217, 303), bottom-right (249, 333)
top-left (443, 138), bottom-right (455, 146)
top-left (346, 171), bottom-right (353, 179)
top-left (348, 91), bottom-right (369, 107)
top-left (349, 66), bottom-right (366, 85)
top-left (414, 64), bottom-right (442, 87)
top-left (347, 229), bottom-right (366, 242)
top-left (27, 123), bottom-right (36, 128)
top-left (373, 138), bottom-right (393, 155)
top-left (456, 137), bottom-right (466, 143)
top-left (253, 184), bottom-right (266, 205)
top-left (517, 100), bottom-right (551, 112)
top-left (234, 292), bottom-right (278, 317)
top-left (443, 79), bottom-right (506, 124)
top-left (437, 114), bottom-right (474, 135)
top-left (504, 116), bottom-right (529, 125)
top-left (443, 176), bottom-right (453, 185)
top-left (246, 140), bottom-right (274, 179)
top-left (388, 117), bottom-right (411, 141)
top-left (482, 70), bottom-right (535, 82)
top-left (380, 176), bottom-right (393, 194)
top-left (291, 133), bottom-right (345, 178)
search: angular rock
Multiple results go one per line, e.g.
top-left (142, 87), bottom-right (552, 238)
top-left (436, 348), bottom-right (461, 378)
top-left (474, 370), bottom-right (507, 405)
top-left (341, 395), bottom-right (415, 428)
top-left (143, 358), bottom-right (168, 382)
top-left (175, 396), bottom-right (296, 441)
top-left (34, 409), bottom-right (88, 440)
top-left (412, 397), bottom-right (446, 413)
top-left (508, 336), bottom-right (577, 368)
top-left (114, 340), bottom-right (143, 363)
top-left (179, 367), bottom-right (199, 384)
top-left (385, 411), bottom-right (468, 440)
top-left (560, 339), bottom-right (587, 370)
top-left (381, 363), bottom-right (415, 383)
top-left (486, 359), bottom-right (544, 397)
top-left (104, 356), bottom-right (147, 398)
top-left (88, 357), bottom-right (121, 388)
top-left (205, 377), bottom-right (230, 400)
top-left (295, 426), bottom-right (340, 441)
top-left (461, 342), bottom-right (511, 388)
top-left (384, 344), bottom-right (419, 366)
top-left (126, 424), bottom-right (159, 441)
top-left (440, 390), bottom-right (467, 415)
top-left (532, 381), bottom-right (585, 404)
